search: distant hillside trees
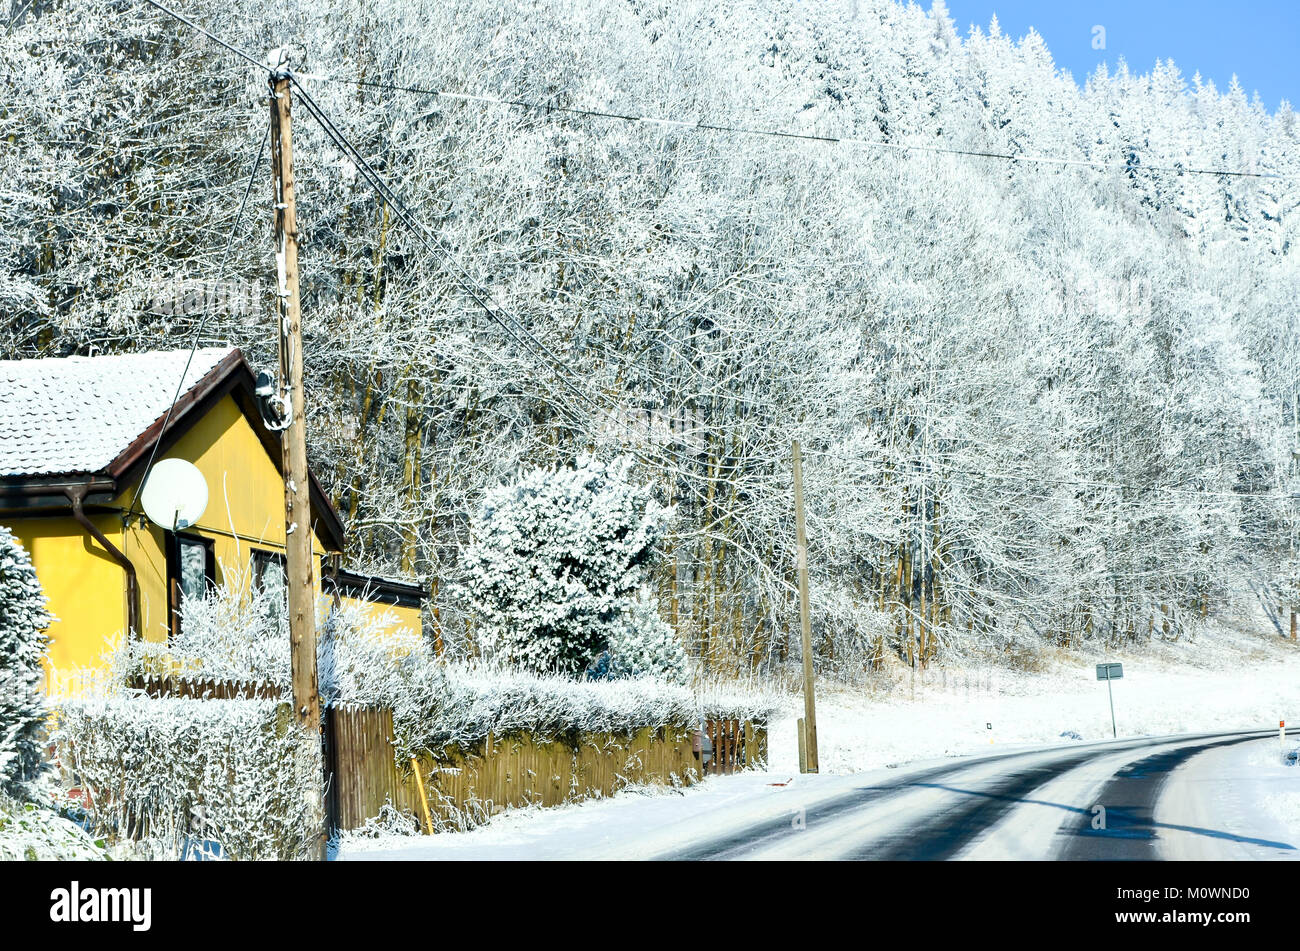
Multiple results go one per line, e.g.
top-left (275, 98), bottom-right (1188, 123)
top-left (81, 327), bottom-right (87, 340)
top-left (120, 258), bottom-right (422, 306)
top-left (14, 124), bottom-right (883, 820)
top-left (3, 0), bottom-right (1296, 673)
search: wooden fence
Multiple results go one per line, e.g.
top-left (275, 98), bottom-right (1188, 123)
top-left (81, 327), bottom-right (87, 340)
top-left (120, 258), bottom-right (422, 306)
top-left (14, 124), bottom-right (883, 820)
top-left (127, 675), bottom-right (281, 700)
top-left (323, 706), bottom-right (768, 832)
top-left (702, 718), bottom-right (765, 775)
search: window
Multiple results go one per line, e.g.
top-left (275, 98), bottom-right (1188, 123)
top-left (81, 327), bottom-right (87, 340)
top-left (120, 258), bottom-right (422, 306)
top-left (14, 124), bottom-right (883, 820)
top-left (251, 549), bottom-right (287, 607)
top-left (165, 532), bottom-right (214, 640)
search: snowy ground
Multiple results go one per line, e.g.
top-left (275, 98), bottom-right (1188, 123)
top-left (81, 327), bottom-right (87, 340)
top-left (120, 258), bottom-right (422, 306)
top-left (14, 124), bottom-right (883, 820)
top-left (336, 616), bottom-right (1300, 860)
top-left (1154, 736), bottom-right (1300, 860)
top-left (766, 617), bottom-right (1300, 776)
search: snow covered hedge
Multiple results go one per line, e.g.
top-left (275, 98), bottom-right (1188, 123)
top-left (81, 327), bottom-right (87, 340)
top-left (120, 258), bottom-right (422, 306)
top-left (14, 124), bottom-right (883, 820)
top-left (325, 652), bottom-right (779, 757)
top-left (53, 697), bottom-right (322, 860)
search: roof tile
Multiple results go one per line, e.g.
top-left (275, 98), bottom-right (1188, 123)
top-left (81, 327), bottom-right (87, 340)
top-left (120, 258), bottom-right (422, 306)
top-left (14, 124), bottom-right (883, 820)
top-left (0, 348), bottom-right (235, 477)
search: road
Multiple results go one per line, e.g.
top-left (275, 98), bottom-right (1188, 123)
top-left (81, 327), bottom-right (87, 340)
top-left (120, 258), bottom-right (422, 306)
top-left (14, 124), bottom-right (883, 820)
top-left (663, 730), bottom-right (1295, 861)
top-left (337, 729), bottom-right (1299, 861)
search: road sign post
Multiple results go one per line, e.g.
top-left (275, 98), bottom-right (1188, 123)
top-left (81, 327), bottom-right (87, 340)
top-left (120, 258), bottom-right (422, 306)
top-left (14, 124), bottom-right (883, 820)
top-left (1095, 663), bottom-right (1123, 738)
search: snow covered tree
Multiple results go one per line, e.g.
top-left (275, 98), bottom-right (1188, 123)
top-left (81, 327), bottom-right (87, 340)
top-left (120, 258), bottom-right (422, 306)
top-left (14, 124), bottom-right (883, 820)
top-left (607, 596), bottom-right (689, 684)
top-left (0, 526), bottom-right (53, 801)
top-left (462, 457), bottom-right (672, 675)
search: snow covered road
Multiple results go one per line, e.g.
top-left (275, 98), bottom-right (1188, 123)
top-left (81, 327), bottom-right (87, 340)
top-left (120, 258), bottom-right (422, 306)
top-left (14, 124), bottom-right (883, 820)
top-left (337, 728), bottom-right (1299, 860)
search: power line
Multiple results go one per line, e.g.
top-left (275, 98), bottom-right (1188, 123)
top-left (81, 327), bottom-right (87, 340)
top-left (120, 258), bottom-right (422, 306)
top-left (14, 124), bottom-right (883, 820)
top-left (125, 124), bottom-right (269, 521)
top-left (296, 73), bottom-right (1285, 182)
top-left (129, 0), bottom-right (1282, 181)
top-left (139, 0), bottom-right (265, 72)
top-left (127, 0), bottom-right (729, 491)
top-left (128, 1), bottom-right (1297, 509)
top-left (286, 79), bottom-right (1298, 505)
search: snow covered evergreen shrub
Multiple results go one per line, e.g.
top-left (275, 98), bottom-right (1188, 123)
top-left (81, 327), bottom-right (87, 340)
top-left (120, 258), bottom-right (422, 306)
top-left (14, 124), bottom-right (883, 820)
top-left (0, 793), bottom-right (106, 861)
top-left (462, 456), bottom-right (671, 675)
top-left (606, 596), bottom-right (689, 684)
top-left (54, 697), bottom-right (322, 860)
top-left (0, 525), bottom-right (53, 801)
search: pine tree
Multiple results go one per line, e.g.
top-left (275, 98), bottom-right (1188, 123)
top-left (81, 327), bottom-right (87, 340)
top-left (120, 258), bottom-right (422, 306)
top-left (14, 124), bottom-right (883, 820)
top-left (462, 456), bottom-right (672, 676)
top-left (607, 596), bottom-right (689, 684)
top-left (0, 526), bottom-right (53, 801)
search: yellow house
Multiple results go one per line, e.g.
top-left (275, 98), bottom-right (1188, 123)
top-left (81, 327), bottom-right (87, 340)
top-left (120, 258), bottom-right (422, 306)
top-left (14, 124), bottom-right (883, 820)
top-left (0, 347), bottom-right (424, 690)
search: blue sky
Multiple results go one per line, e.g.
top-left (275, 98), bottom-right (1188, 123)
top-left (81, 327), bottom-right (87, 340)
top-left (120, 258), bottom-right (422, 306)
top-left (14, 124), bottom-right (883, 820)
top-left (938, 1), bottom-right (1298, 111)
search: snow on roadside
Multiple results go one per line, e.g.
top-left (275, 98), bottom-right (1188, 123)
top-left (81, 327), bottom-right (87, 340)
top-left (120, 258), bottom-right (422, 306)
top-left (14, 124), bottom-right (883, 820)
top-left (768, 619), bottom-right (1300, 775)
top-left (1242, 742), bottom-right (1300, 843)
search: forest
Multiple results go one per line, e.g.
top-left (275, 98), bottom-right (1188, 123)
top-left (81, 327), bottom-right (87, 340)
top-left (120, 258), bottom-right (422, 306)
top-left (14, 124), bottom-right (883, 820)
top-left (3, 0), bottom-right (1298, 678)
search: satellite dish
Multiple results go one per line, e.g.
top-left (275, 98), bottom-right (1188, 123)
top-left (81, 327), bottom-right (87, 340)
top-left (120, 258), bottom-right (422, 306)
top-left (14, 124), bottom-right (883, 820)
top-left (140, 459), bottom-right (208, 531)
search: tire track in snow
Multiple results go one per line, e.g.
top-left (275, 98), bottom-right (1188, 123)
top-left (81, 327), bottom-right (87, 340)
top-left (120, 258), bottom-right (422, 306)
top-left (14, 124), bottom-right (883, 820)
top-left (1055, 732), bottom-right (1272, 860)
top-left (667, 731), bottom-right (1277, 860)
top-left (846, 747), bottom-right (1112, 860)
top-left (664, 739), bottom-right (1156, 860)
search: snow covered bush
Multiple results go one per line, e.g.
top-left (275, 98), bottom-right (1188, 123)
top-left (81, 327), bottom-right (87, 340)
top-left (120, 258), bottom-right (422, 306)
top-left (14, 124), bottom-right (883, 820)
top-left (54, 697), bottom-right (322, 860)
top-left (0, 525), bottom-right (53, 801)
top-left (318, 601), bottom-right (444, 755)
top-left (693, 674), bottom-right (785, 726)
top-left (462, 456), bottom-right (672, 676)
top-left (606, 596), bottom-right (689, 684)
top-left (112, 563), bottom-right (290, 686)
top-left (110, 566), bottom-right (417, 694)
top-left (0, 793), bottom-right (106, 861)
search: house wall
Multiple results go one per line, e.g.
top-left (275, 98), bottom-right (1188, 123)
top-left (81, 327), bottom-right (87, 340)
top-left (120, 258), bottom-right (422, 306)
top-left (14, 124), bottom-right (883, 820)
top-left (9, 513), bottom-right (129, 677)
top-left (9, 394), bottom-right (342, 693)
top-left (329, 592), bottom-right (423, 637)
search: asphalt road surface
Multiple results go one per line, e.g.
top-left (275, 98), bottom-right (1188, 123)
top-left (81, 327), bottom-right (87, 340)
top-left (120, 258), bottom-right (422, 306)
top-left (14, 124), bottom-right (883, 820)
top-left (653, 730), bottom-right (1296, 861)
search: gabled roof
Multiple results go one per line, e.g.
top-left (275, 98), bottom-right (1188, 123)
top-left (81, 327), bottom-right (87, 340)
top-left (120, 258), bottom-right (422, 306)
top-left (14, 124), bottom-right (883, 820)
top-left (0, 347), bottom-right (233, 476)
top-left (0, 347), bottom-right (346, 552)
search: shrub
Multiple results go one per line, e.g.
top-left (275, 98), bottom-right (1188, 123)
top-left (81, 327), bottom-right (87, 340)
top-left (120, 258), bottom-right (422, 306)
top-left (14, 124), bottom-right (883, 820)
top-left (0, 525), bottom-right (54, 801)
top-left (54, 697), bottom-right (322, 860)
top-left (116, 562), bottom-right (290, 686)
top-left (462, 456), bottom-right (671, 675)
top-left (606, 597), bottom-right (689, 684)
top-left (0, 793), bottom-right (106, 861)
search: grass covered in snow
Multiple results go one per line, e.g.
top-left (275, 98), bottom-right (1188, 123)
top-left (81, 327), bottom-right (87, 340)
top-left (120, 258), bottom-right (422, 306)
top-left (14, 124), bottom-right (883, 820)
top-left (767, 615), bottom-right (1300, 775)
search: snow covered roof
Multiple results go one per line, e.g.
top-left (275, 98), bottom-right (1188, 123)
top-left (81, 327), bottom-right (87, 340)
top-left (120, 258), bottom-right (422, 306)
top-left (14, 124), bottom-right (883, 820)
top-left (0, 348), bottom-right (237, 477)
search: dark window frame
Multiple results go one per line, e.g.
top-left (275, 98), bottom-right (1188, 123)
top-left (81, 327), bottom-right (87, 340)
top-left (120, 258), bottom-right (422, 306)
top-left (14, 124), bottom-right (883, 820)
top-left (250, 547), bottom-right (288, 607)
top-left (250, 548), bottom-right (286, 588)
top-left (164, 530), bottom-right (215, 641)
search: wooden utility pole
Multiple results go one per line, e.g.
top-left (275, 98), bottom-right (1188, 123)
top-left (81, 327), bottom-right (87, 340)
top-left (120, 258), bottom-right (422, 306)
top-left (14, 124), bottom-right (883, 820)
top-left (270, 60), bottom-right (326, 860)
top-left (792, 440), bottom-right (818, 772)
top-left (269, 65), bottom-right (320, 735)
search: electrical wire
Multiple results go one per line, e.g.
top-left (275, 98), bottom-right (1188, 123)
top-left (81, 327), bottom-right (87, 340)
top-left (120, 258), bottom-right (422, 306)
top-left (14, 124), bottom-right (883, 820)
top-left (129, 2), bottom-right (1298, 510)
top-left (131, 0), bottom-right (1283, 182)
top-left (125, 125), bottom-right (269, 521)
top-left (295, 73), bottom-right (1286, 182)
